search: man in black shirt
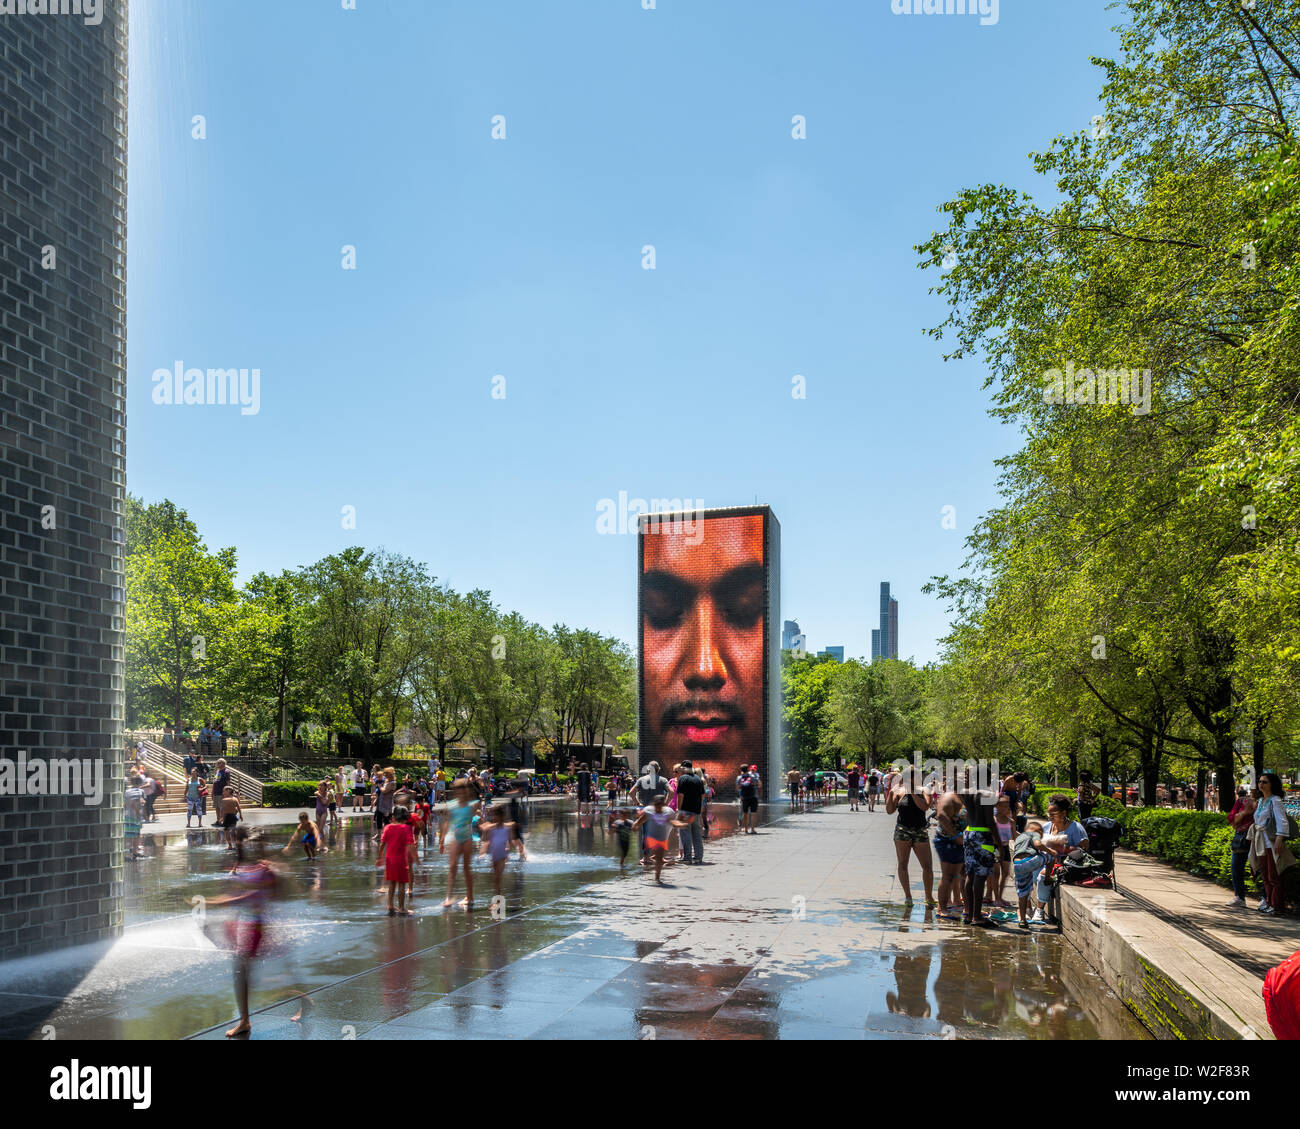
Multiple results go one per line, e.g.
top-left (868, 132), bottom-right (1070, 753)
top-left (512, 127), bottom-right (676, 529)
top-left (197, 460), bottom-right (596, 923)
top-left (738, 764), bottom-right (761, 833)
top-left (960, 785), bottom-right (1001, 927)
top-left (210, 760), bottom-right (232, 827)
top-left (576, 765), bottom-right (594, 815)
top-left (676, 762), bottom-right (705, 863)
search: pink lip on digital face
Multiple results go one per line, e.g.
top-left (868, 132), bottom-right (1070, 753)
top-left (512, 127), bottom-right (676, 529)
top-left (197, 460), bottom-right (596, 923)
top-left (677, 721), bottom-right (730, 742)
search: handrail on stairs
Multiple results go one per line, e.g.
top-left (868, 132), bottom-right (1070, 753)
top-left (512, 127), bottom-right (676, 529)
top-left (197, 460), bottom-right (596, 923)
top-left (139, 739), bottom-right (263, 806)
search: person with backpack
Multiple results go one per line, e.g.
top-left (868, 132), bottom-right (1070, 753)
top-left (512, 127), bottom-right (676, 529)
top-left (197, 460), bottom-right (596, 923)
top-left (1076, 771), bottom-right (1100, 821)
top-left (737, 764), bottom-right (761, 834)
top-left (1250, 772), bottom-right (1297, 915)
top-left (1227, 786), bottom-right (1256, 908)
top-left (674, 761), bottom-right (705, 863)
top-left (145, 773), bottom-right (165, 822)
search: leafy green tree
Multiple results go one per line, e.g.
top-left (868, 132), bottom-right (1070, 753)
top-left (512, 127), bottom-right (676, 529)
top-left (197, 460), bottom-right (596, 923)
top-left (917, 0), bottom-right (1300, 797)
top-left (124, 496), bottom-right (239, 733)
top-left (782, 652), bottom-right (836, 770)
top-left (300, 547), bottom-right (425, 755)
top-left (409, 584), bottom-right (487, 760)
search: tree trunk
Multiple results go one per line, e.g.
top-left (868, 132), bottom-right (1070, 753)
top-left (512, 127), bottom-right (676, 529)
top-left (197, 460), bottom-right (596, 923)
top-left (1099, 735), bottom-right (1111, 798)
top-left (1215, 730), bottom-right (1236, 811)
top-left (1253, 723), bottom-right (1265, 784)
top-left (1141, 731), bottom-right (1158, 807)
top-left (1195, 766), bottom-right (1207, 812)
top-left (1067, 747), bottom-right (1078, 789)
top-left (1119, 763), bottom-right (1128, 807)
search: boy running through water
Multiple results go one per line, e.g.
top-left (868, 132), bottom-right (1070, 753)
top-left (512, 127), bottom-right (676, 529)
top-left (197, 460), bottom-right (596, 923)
top-left (632, 795), bottom-right (690, 884)
top-left (609, 807), bottom-right (634, 871)
top-left (283, 811), bottom-right (323, 860)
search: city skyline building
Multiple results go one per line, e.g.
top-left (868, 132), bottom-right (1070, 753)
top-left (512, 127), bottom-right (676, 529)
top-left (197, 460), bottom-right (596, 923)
top-left (0, 8), bottom-right (129, 960)
top-left (871, 582), bottom-right (899, 661)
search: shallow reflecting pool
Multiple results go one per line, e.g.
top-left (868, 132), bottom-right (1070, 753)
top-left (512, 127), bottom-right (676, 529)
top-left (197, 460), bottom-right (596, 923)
top-left (0, 799), bottom-right (1147, 1040)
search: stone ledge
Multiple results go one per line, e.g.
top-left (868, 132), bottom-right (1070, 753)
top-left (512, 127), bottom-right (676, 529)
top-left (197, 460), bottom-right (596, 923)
top-left (1057, 883), bottom-right (1271, 1040)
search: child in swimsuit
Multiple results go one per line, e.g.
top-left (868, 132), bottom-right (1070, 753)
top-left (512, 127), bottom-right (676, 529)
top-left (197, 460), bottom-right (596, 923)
top-left (609, 808), bottom-right (634, 871)
top-left (440, 781), bottom-right (481, 909)
top-left (283, 811), bottom-right (323, 860)
top-left (219, 787), bottom-right (243, 850)
top-left (479, 805), bottom-right (517, 899)
top-left (1012, 821), bottom-right (1048, 926)
top-left (631, 796), bottom-right (689, 885)
top-left (379, 805), bottom-right (417, 915)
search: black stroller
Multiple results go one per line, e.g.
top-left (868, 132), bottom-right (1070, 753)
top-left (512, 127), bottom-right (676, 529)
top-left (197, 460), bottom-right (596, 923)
top-left (1041, 816), bottom-right (1123, 926)
top-left (1060, 816), bottom-right (1123, 891)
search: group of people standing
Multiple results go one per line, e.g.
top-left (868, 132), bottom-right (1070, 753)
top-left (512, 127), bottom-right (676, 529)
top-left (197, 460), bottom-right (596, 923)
top-left (1227, 772), bottom-right (1297, 915)
top-left (611, 760), bottom-right (761, 881)
top-left (886, 768), bottom-right (1090, 928)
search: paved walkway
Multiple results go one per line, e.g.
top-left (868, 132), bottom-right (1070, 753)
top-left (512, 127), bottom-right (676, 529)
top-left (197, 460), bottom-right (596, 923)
top-left (1111, 847), bottom-right (1300, 980)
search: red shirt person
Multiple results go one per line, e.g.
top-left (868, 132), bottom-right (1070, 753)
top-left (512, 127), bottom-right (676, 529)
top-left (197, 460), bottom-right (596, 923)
top-left (1264, 947), bottom-right (1300, 1040)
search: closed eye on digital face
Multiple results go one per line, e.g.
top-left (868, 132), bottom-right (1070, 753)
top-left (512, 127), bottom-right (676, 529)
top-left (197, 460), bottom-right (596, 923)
top-left (711, 564), bottom-right (765, 629)
top-left (642, 571), bottom-right (694, 629)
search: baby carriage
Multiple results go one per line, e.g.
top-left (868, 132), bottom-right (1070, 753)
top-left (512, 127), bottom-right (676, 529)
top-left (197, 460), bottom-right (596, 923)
top-left (1052, 817), bottom-right (1123, 891)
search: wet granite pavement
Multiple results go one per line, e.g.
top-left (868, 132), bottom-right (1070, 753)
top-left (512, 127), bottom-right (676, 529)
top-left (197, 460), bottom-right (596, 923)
top-left (0, 799), bottom-right (1147, 1040)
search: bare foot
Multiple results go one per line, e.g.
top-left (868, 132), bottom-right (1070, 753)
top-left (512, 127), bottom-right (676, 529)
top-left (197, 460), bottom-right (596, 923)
top-left (442, 897), bottom-right (454, 907)
top-left (290, 996), bottom-right (313, 1022)
top-left (225, 1021), bottom-right (251, 1038)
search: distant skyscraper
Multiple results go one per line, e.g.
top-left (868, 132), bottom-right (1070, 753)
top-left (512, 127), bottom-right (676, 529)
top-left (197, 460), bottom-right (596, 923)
top-left (782, 619), bottom-right (801, 649)
top-left (871, 583), bottom-right (898, 660)
top-left (819, 646), bottom-right (845, 663)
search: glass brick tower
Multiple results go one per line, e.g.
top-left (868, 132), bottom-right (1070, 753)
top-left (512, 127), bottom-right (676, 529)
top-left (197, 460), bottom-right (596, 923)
top-left (0, 4), bottom-right (128, 960)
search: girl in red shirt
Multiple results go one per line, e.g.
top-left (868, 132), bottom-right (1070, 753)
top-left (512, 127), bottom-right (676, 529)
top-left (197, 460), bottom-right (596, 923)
top-left (378, 805), bottom-right (417, 916)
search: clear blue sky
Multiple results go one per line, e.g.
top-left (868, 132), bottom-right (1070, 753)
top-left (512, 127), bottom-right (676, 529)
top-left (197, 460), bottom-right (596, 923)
top-left (126, 0), bottom-right (1120, 665)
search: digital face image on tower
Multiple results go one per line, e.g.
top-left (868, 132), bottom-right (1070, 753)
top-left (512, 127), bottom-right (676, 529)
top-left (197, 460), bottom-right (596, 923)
top-left (638, 507), bottom-right (779, 795)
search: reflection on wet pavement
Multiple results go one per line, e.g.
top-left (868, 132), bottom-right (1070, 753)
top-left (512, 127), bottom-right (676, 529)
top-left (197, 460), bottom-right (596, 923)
top-left (0, 801), bottom-right (1147, 1040)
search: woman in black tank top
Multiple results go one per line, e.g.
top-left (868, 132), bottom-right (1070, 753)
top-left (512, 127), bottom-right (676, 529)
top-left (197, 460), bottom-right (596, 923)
top-left (885, 768), bottom-right (934, 905)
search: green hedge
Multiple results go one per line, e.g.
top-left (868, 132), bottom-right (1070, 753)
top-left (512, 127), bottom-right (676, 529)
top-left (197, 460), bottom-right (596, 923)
top-left (1020, 789), bottom-right (1300, 903)
top-left (1025, 786), bottom-right (1123, 820)
top-left (260, 781), bottom-right (323, 808)
top-left (1093, 806), bottom-right (1300, 904)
